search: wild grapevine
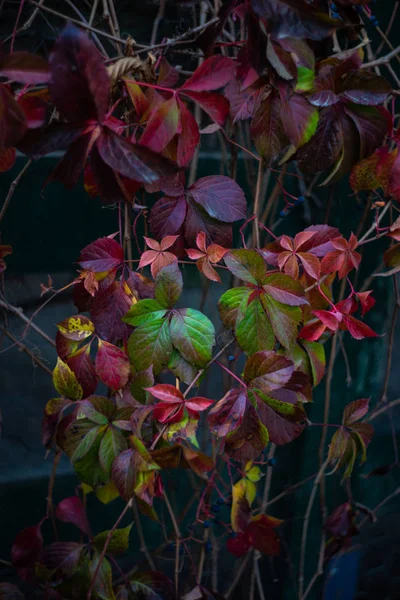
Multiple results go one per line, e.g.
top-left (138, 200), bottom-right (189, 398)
top-left (1, 1), bottom-right (400, 599)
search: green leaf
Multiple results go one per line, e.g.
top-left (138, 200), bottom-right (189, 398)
top-left (53, 357), bottom-right (83, 400)
top-left (300, 340), bottom-right (325, 385)
top-left (92, 524), bottom-right (133, 556)
top-left (218, 287), bottom-right (251, 329)
top-left (224, 250), bottom-right (266, 284)
top-left (99, 427), bottom-right (128, 476)
top-left (128, 317), bottom-right (173, 374)
top-left (71, 425), bottom-right (103, 462)
top-left (170, 308), bottom-right (215, 367)
top-left (255, 390), bottom-right (306, 422)
top-left (127, 571), bottom-right (174, 600)
top-left (295, 67), bottom-right (315, 92)
top-left (89, 553), bottom-right (115, 600)
top-left (168, 349), bottom-right (199, 385)
top-left (130, 366), bottom-right (154, 404)
top-left (122, 299), bottom-right (167, 327)
top-left (78, 396), bottom-right (115, 424)
top-left (74, 433), bottom-right (109, 488)
top-left (236, 297), bottom-right (274, 355)
top-left (260, 294), bottom-right (302, 349)
top-left (155, 263), bottom-right (182, 308)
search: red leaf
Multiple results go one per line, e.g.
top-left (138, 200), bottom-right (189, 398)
top-left (180, 56), bottom-right (236, 92)
top-left (55, 496), bottom-right (91, 536)
top-left (140, 96), bottom-right (180, 153)
top-left (0, 84), bottom-right (26, 151)
top-left (247, 514), bottom-right (282, 556)
top-left (157, 57), bottom-right (180, 87)
top-left (0, 52), bottom-right (50, 85)
top-left (18, 95), bottom-right (47, 129)
top-left (177, 98), bottom-right (200, 167)
top-left (188, 175), bottom-right (247, 222)
top-left (96, 127), bottom-right (178, 184)
top-left (179, 90), bottom-right (230, 126)
top-left (79, 237), bottom-right (124, 272)
top-left (11, 523), bottom-right (43, 568)
top-left (342, 315), bottom-right (378, 340)
top-left (148, 384), bottom-right (184, 403)
top-left (313, 309), bottom-right (342, 331)
top-left (17, 122), bottom-right (84, 157)
top-left (49, 23), bottom-right (110, 123)
top-left (95, 340), bottom-right (130, 390)
top-left (67, 344), bottom-right (98, 398)
top-left (0, 146), bottom-right (16, 172)
top-left (227, 531), bottom-right (252, 558)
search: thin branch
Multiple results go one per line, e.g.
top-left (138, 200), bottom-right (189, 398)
top-left (0, 159), bottom-right (32, 224)
top-left (362, 44), bottom-right (400, 68)
top-left (132, 497), bottom-right (156, 570)
top-left (87, 499), bottom-right (133, 600)
top-left (150, 0), bottom-right (166, 46)
top-left (225, 553), bottom-right (251, 598)
top-left (0, 327), bottom-right (52, 375)
top-left (136, 17), bottom-right (220, 55)
top-left (253, 159), bottom-right (265, 249)
top-left (0, 300), bottom-right (56, 347)
top-left (368, 397), bottom-right (400, 421)
top-left (298, 460), bottom-right (329, 599)
top-left (164, 491), bottom-right (181, 599)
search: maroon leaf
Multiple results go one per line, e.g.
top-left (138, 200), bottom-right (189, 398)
top-left (224, 78), bottom-right (257, 122)
top-left (250, 89), bottom-right (288, 163)
top-left (263, 272), bottom-right (308, 306)
top-left (254, 390), bottom-right (306, 445)
top-left (251, 0), bottom-right (339, 41)
top-left (90, 281), bottom-right (133, 343)
top-left (342, 398), bottom-right (370, 426)
top-left (55, 496), bottom-right (91, 536)
top-left (16, 122), bottom-right (84, 157)
top-left (0, 84), bottom-right (26, 151)
top-left (227, 531), bottom-right (252, 558)
top-left (180, 56), bottom-right (236, 92)
top-left (177, 98), bottom-right (200, 167)
top-left (296, 107), bottom-right (343, 173)
top-left (184, 200), bottom-right (233, 247)
top-left (79, 237), bottom-right (124, 272)
top-left (188, 176), bottom-right (247, 223)
top-left (49, 23), bottom-right (110, 123)
top-left (344, 104), bottom-right (390, 158)
top-left (11, 523), bottom-right (43, 568)
top-left (140, 95), bottom-right (180, 153)
top-left (95, 340), bottom-right (130, 390)
top-left (337, 70), bottom-right (391, 106)
top-left (96, 127), bottom-right (178, 184)
top-left (180, 90), bottom-right (230, 126)
top-left (148, 195), bottom-right (187, 239)
top-left (90, 144), bottom-right (135, 205)
top-left (208, 388), bottom-right (247, 438)
top-left (111, 448), bottom-right (135, 501)
top-left (67, 344), bottom-right (98, 398)
top-left (18, 95), bottom-right (47, 129)
top-left (48, 130), bottom-right (96, 189)
top-left (0, 52), bottom-right (50, 85)
top-left (243, 351), bottom-right (294, 391)
top-left (247, 514), bottom-right (282, 555)
top-left (41, 542), bottom-right (83, 578)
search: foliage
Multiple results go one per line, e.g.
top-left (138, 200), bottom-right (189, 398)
top-left (1, 1), bottom-right (398, 598)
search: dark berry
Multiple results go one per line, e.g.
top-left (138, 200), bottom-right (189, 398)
top-left (203, 520), bottom-right (210, 528)
top-left (268, 457), bottom-right (278, 467)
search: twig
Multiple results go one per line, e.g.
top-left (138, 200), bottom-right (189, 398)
top-left (359, 487), bottom-right (400, 528)
top-left (164, 491), bottom-right (181, 599)
top-left (0, 300), bottom-right (56, 347)
top-left (255, 557), bottom-right (266, 600)
top-left (298, 459), bottom-right (329, 599)
top-left (132, 497), bottom-right (156, 570)
top-left (260, 444), bottom-right (276, 512)
top-left (136, 16), bottom-right (220, 55)
top-left (225, 553), bottom-right (251, 598)
top-left (376, 1), bottom-right (399, 55)
top-left (87, 498), bottom-right (133, 599)
top-left (0, 327), bottom-right (52, 375)
top-left (0, 159), bottom-right (32, 225)
top-left (27, 0), bottom-right (128, 46)
top-left (368, 397), bottom-right (400, 421)
top-left (150, 0), bottom-right (166, 46)
top-left (362, 44), bottom-right (400, 68)
top-left (183, 337), bottom-right (235, 398)
top-left (63, 0), bottom-right (108, 55)
top-left (253, 159), bottom-right (265, 249)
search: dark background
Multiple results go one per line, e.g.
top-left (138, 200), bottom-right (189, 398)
top-left (1, 1), bottom-right (399, 599)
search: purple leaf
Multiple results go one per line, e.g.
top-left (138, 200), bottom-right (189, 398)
top-left (188, 176), bottom-right (247, 222)
top-left (251, 0), bottom-right (340, 41)
top-left (16, 122), bottom-right (84, 157)
top-left (180, 90), bottom-right (230, 126)
top-left (250, 89), bottom-right (288, 163)
top-left (149, 195), bottom-right (187, 239)
top-left (48, 130), bottom-right (95, 189)
top-left (243, 350), bottom-right (294, 390)
top-left (49, 23), bottom-right (110, 123)
top-left (11, 523), bottom-right (43, 568)
top-left (67, 344), bottom-right (98, 398)
top-left (0, 52), bottom-right (49, 85)
top-left (79, 237), bottom-right (124, 272)
top-left (344, 104), bottom-right (390, 158)
top-left (96, 127), bottom-right (178, 184)
top-left (296, 106), bottom-right (343, 173)
top-left (55, 496), bottom-right (91, 536)
top-left (338, 70), bottom-right (392, 106)
top-left (42, 542), bottom-right (83, 578)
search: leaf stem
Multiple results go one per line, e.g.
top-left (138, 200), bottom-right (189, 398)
top-left (253, 159), bottom-right (265, 249)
